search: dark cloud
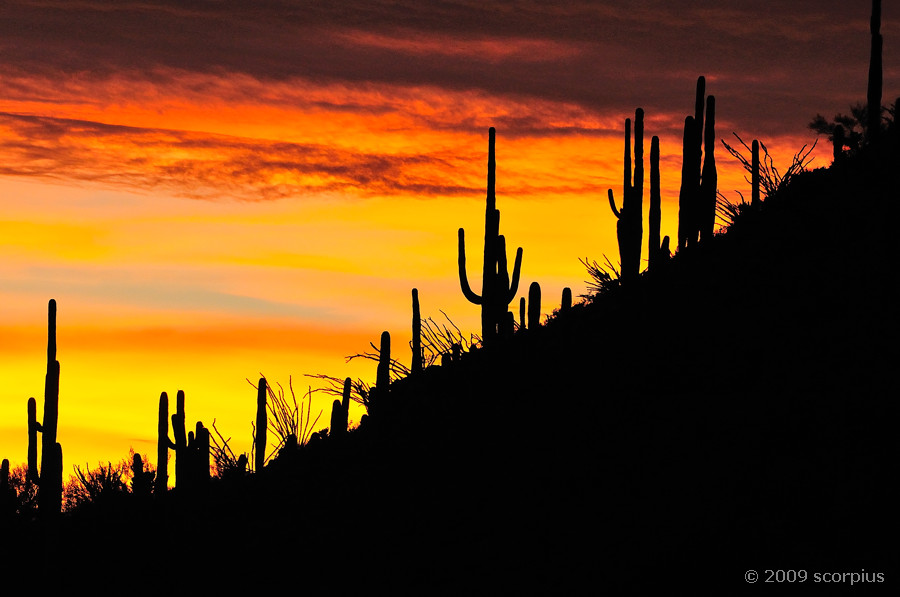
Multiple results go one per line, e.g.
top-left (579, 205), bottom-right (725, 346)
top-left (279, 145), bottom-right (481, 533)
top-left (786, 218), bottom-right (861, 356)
top-left (2, 1), bottom-right (895, 131)
top-left (1, 0), bottom-right (896, 187)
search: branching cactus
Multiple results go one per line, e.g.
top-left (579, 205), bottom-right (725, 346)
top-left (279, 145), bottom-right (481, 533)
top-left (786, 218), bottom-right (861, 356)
top-left (171, 390), bottom-right (187, 487)
top-left (678, 76), bottom-right (716, 249)
top-left (193, 422), bottom-right (210, 487)
top-left (411, 289), bottom-right (423, 373)
top-left (39, 299), bottom-right (62, 517)
top-left (161, 389), bottom-right (209, 491)
top-left (131, 454), bottom-right (153, 497)
top-left (700, 95), bottom-right (717, 242)
top-left (255, 377), bottom-right (267, 473)
top-left (608, 108), bottom-right (644, 282)
top-left (458, 127), bottom-right (523, 347)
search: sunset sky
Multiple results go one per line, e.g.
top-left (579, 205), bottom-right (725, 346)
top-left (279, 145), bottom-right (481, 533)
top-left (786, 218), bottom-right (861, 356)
top-left (1, 1), bottom-right (897, 480)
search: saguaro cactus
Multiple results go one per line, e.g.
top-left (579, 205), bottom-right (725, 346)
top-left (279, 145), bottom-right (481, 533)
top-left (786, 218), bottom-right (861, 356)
top-left (647, 135), bottom-right (669, 272)
top-left (560, 287), bottom-right (572, 313)
top-left (867, 0), bottom-right (882, 144)
top-left (192, 422), bottom-right (210, 487)
top-left (458, 127), bottom-right (523, 346)
top-left (171, 390), bottom-right (187, 487)
top-left (411, 289), bottom-right (423, 374)
top-left (255, 377), bottom-right (267, 473)
top-left (699, 95), bottom-right (717, 242)
top-left (156, 392), bottom-right (168, 495)
top-left (330, 380), bottom-right (350, 438)
top-left (27, 397), bottom-right (39, 483)
top-left (678, 76), bottom-right (716, 249)
top-left (39, 299), bottom-right (62, 516)
top-left (608, 108), bottom-right (644, 282)
top-left (368, 331), bottom-right (391, 415)
top-left (527, 281), bottom-right (541, 330)
top-left (751, 140), bottom-right (761, 207)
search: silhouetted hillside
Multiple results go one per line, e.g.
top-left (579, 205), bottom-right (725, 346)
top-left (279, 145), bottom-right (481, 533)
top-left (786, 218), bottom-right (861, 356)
top-left (2, 137), bottom-right (896, 594)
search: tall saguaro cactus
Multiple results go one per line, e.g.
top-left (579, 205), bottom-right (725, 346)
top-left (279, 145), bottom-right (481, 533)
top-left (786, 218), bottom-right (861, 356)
top-left (647, 135), bottom-right (669, 272)
top-left (458, 127), bottom-right (523, 346)
top-left (411, 289), bottom-right (423, 373)
top-left (255, 377), bottom-right (267, 473)
top-left (608, 108), bottom-right (644, 282)
top-left (699, 95), bottom-right (717, 242)
top-left (39, 299), bottom-right (62, 516)
top-left (171, 390), bottom-right (187, 487)
top-left (27, 397), bottom-right (39, 483)
top-left (156, 392), bottom-right (168, 495)
top-left (678, 76), bottom-right (716, 249)
top-left (867, 0), bottom-right (882, 144)
top-left (751, 140), bottom-right (761, 207)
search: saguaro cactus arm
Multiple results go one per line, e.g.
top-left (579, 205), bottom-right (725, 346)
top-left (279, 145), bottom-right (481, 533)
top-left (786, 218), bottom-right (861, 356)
top-left (607, 189), bottom-right (621, 219)
top-left (457, 228), bottom-right (483, 305)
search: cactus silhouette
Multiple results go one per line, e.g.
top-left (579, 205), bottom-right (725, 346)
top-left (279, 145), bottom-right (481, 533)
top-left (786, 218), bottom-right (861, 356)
top-left (163, 390), bottom-right (208, 490)
top-left (519, 296), bottom-right (526, 331)
top-left (832, 126), bottom-right (845, 163)
top-left (608, 108), bottom-right (644, 281)
top-left (0, 458), bottom-right (15, 517)
top-left (560, 287), bottom-right (572, 313)
top-left (700, 95), bottom-right (717, 242)
top-left (367, 331), bottom-right (391, 415)
top-left (38, 299), bottom-right (62, 516)
top-left (678, 76), bottom-right (716, 249)
top-left (527, 282), bottom-right (541, 330)
top-left (27, 396), bottom-right (39, 483)
top-left (191, 422), bottom-right (210, 488)
top-left (328, 377), bottom-right (350, 436)
top-left (157, 392), bottom-right (168, 495)
top-left (411, 289), bottom-right (423, 373)
top-left (458, 127), bottom-right (523, 347)
top-left (867, 0), bottom-right (882, 143)
top-left (751, 139), bottom-right (761, 207)
top-left (647, 135), bottom-right (669, 271)
top-left (131, 453), bottom-right (153, 496)
top-left (255, 377), bottom-right (267, 473)
top-left (171, 390), bottom-right (187, 487)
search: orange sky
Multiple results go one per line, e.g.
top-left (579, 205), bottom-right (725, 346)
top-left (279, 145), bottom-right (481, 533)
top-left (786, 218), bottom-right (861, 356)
top-left (0, 1), bottom-right (893, 484)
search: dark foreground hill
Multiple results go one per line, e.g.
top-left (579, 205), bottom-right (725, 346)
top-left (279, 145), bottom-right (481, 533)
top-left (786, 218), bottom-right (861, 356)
top-left (2, 143), bottom-right (897, 593)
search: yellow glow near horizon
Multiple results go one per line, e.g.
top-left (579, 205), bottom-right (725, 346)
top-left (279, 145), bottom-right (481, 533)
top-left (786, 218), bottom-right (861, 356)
top-left (0, 66), bottom-right (829, 483)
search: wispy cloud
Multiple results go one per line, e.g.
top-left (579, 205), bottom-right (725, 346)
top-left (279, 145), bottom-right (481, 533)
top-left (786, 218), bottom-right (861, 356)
top-left (0, 112), bottom-right (486, 200)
